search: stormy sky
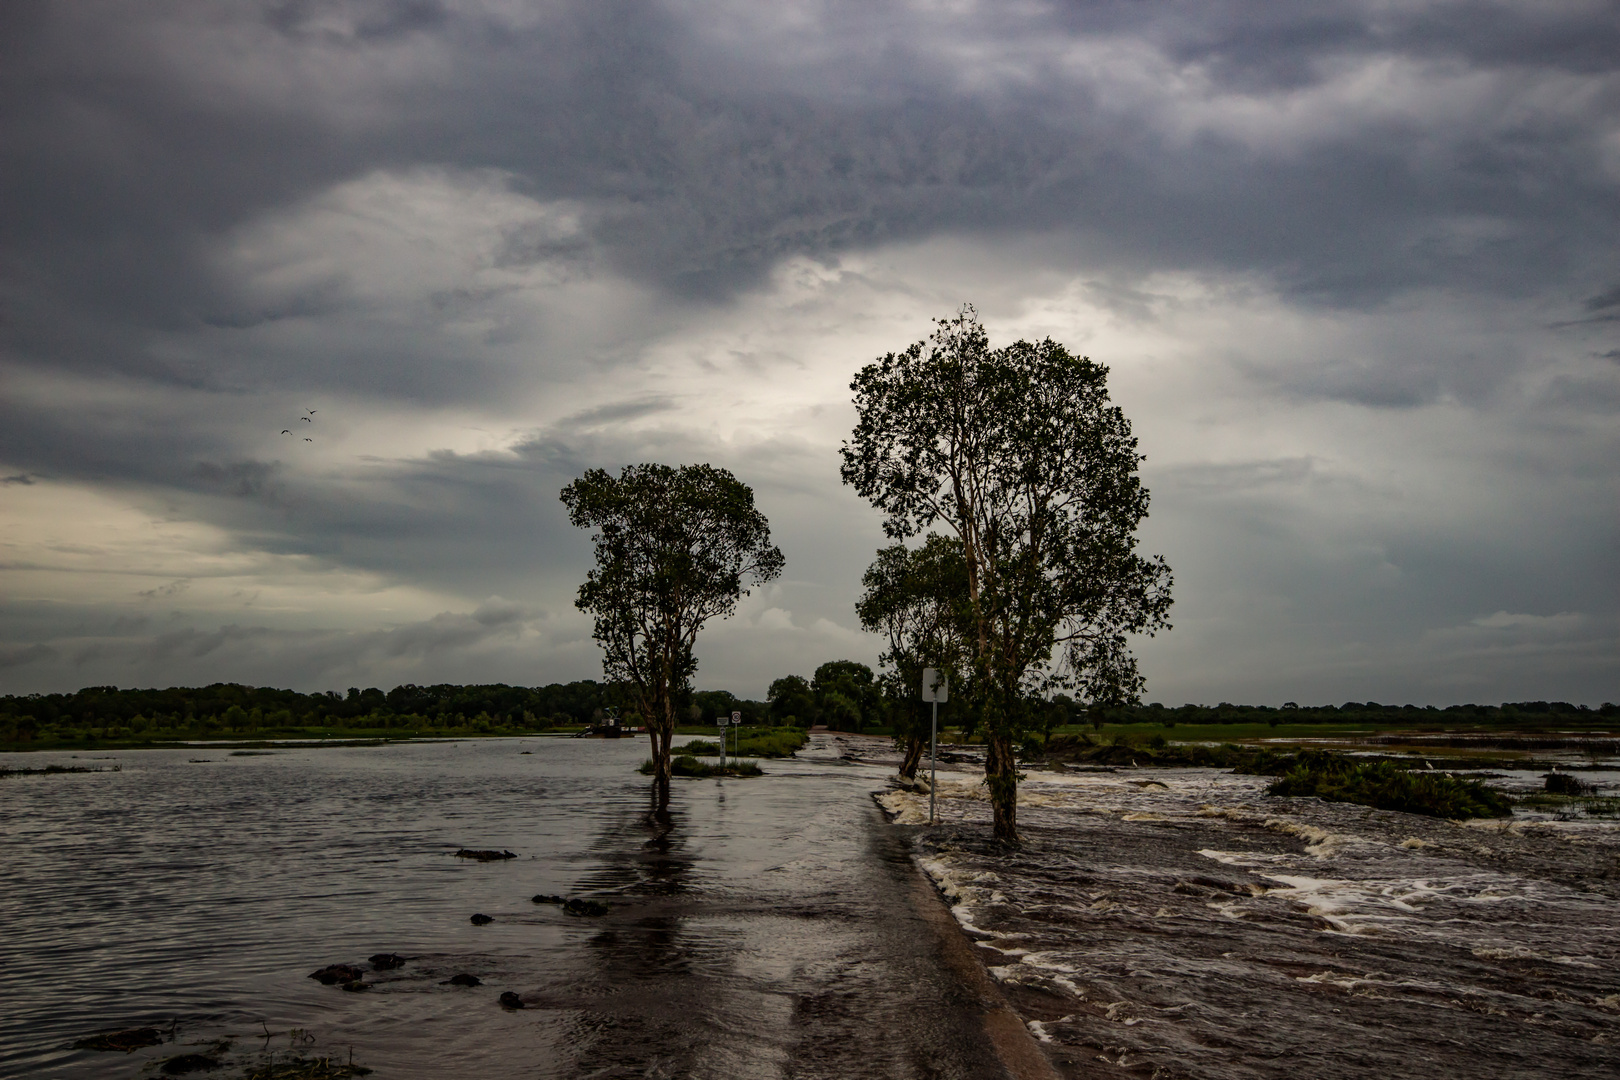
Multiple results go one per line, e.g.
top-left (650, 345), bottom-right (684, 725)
top-left (2, 0), bottom-right (1616, 705)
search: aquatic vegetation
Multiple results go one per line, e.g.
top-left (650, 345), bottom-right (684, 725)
top-left (1543, 772), bottom-right (1595, 795)
top-left (638, 754), bottom-right (763, 777)
top-left (1, 763), bottom-right (117, 777)
top-left (1263, 750), bottom-right (1512, 818)
top-left (241, 1054), bottom-right (371, 1079)
top-left (677, 727), bottom-right (807, 758)
top-left (453, 848), bottom-right (516, 861)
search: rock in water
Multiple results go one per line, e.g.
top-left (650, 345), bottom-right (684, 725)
top-left (369, 953), bottom-right (406, 970)
top-left (454, 848), bottom-right (517, 861)
top-left (308, 964), bottom-right (365, 985)
top-left (159, 1053), bottom-right (219, 1074)
top-left (531, 893), bottom-right (565, 905)
top-left (443, 973), bottom-right (482, 986)
top-left (498, 991), bottom-right (524, 1009)
top-left (75, 1027), bottom-right (163, 1052)
top-left (562, 898), bottom-right (610, 917)
top-left (470, 913), bottom-right (493, 925)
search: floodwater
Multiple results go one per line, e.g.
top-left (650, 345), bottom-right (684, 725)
top-left (0, 736), bottom-right (1011, 1079)
top-left (877, 762), bottom-right (1620, 1080)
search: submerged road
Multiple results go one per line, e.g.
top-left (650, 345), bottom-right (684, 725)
top-left (547, 736), bottom-right (1032, 1078)
top-left (1, 734), bottom-right (1044, 1079)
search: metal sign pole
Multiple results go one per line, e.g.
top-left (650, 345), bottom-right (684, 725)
top-left (929, 698), bottom-right (938, 825)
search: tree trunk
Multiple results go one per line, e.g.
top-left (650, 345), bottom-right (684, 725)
top-left (649, 721), bottom-right (674, 813)
top-left (985, 731), bottom-right (1019, 844)
top-left (899, 736), bottom-right (926, 780)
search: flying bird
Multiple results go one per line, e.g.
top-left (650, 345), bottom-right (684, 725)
top-left (281, 429), bottom-right (291, 435)
top-left (304, 437), bottom-right (313, 442)
top-left (301, 416), bottom-right (311, 422)
top-left (307, 410), bottom-right (316, 415)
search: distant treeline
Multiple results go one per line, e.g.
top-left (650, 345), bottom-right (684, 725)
top-left (1072, 699), bottom-right (1618, 729)
top-left (0, 681), bottom-right (772, 744)
top-left (1, 679), bottom-right (1613, 745)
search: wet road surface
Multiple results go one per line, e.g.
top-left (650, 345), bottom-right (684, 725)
top-left (1, 735), bottom-right (1020, 1079)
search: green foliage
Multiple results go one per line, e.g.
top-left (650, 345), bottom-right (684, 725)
top-left (1263, 750), bottom-right (1512, 819)
top-left (857, 534), bottom-right (973, 764)
top-left (562, 462), bottom-right (783, 796)
top-left (841, 305), bottom-right (1173, 840)
top-left (811, 660), bottom-right (881, 731)
top-left (766, 675), bottom-right (814, 726)
top-left (677, 727), bottom-right (807, 758)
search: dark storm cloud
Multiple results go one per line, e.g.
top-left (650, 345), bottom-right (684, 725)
top-left (2, 1), bottom-right (1617, 700)
top-left (5, 1), bottom-right (1617, 396)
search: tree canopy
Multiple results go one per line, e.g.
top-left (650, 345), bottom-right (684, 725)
top-left (856, 534), bottom-right (973, 777)
top-left (561, 463), bottom-right (783, 805)
top-left (842, 306), bottom-right (1173, 841)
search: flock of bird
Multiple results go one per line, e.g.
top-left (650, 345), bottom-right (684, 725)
top-left (280, 409), bottom-right (316, 442)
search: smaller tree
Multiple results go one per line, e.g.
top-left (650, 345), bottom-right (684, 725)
top-left (856, 534), bottom-right (972, 779)
top-left (767, 675), bottom-right (814, 726)
top-left (562, 463), bottom-right (783, 809)
top-left (811, 660), bottom-right (880, 732)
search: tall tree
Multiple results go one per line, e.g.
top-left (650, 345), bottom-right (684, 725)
top-left (856, 534), bottom-right (972, 779)
top-left (841, 307), bottom-right (1173, 842)
top-left (561, 463), bottom-right (784, 809)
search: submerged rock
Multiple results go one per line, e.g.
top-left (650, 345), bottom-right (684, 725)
top-left (308, 964), bottom-right (365, 985)
top-left (562, 898), bottom-right (610, 917)
top-left (498, 991), bottom-right (524, 1009)
top-left (454, 848), bottom-right (517, 861)
top-left (469, 913), bottom-right (493, 925)
top-left (75, 1027), bottom-right (163, 1052)
top-left (442, 973), bottom-right (481, 986)
top-left (159, 1052), bottom-right (219, 1074)
top-left (368, 953), bottom-right (406, 970)
top-left (532, 894), bottom-right (610, 916)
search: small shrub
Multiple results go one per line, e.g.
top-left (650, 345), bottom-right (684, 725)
top-left (1543, 772), bottom-right (1594, 795)
top-left (1266, 751), bottom-right (1512, 819)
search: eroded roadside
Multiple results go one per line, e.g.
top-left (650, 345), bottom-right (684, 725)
top-left (870, 758), bottom-right (1620, 1080)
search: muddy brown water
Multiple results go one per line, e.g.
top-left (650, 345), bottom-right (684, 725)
top-left (879, 764), bottom-right (1620, 1080)
top-left (0, 736), bottom-right (1014, 1079)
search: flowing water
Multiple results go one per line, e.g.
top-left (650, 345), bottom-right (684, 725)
top-left (0, 736), bottom-right (1008, 1079)
top-left (9, 735), bottom-right (1620, 1079)
top-left (877, 763), bottom-right (1620, 1079)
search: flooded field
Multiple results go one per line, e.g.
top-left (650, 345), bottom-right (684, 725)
top-left (8, 730), bottom-right (1618, 1079)
top-left (876, 757), bottom-right (1620, 1079)
top-left (0, 736), bottom-right (1009, 1079)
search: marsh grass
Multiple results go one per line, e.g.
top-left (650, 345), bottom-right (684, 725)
top-left (677, 727), bottom-right (806, 759)
top-left (639, 754), bottom-right (763, 778)
top-left (1264, 750), bottom-right (1512, 818)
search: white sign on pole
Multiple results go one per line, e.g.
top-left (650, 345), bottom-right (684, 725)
top-left (715, 715), bottom-right (727, 727)
top-left (730, 711), bottom-right (742, 725)
top-left (921, 668), bottom-right (948, 703)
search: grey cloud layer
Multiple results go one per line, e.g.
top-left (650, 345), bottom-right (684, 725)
top-left (2, 1), bottom-right (1616, 701)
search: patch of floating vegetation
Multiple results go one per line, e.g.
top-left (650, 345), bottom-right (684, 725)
top-left (453, 847), bottom-right (516, 861)
top-left (0, 763), bottom-right (118, 778)
top-left (241, 1053), bottom-right (372, 1078)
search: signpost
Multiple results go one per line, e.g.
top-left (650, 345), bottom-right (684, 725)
top-left (921, 668), bottom-right (948, 824)
top-left (716, 713), bottom-right (728, 769)
top-left (730, 711), bottom-right (742, 758)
